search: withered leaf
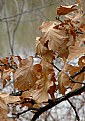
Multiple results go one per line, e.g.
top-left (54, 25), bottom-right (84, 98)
top-left (29, 73), bottom-right (53, 103)
top-left (56, 4), bottom-right (77, 15)
top-left (68, 44), bottom-right (85, 61)
top-left (0, 92), bottom-right (20, 104)
top-left (40, 22), bottom-right (67, 52)
top-left (36, 37), bottom-right (47, 56)
top-left (58, 64), bottom-right (84, 94)
top-left (14, 57), bottom-right (37, 91)
top-left (0, 97), bottom-right (8, 119)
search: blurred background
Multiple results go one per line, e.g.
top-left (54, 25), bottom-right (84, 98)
top-left (0, 0), bottom-right (84, 56)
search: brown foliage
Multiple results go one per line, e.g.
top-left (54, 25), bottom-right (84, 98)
top-left (0, 1), bottom-right (85, 120)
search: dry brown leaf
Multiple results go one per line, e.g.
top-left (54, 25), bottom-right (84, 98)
top-left (48, 74), bottom-right (56, 100)
top-left (40, 50), bottom-right (54, 73)
top-left (0, 97), bottom-right (8, 119)
top-left (69, 64), bottom-right (84, 90)
top-left (36, 37), bottom-right (47, 56)
top-left (58, 63), bottom-right (85, 94)
top-left (29, 73), bottom-right (53, 103)
top-left (0, 92), bottom-right (20, 104)
top-left (40, 24), bottom-right (67, 52)
top-left (14, 57), bottom-right (37, 91)
top-left (56, 4), bottom-right (77, 15)
top-left (40, 50), bottom-right (54, 64)
top-left (78, 33), bottom-right (85, 45)
top-left (80, 24), bottom-right (85, 32)
top-left (2, 69), bottom-right (11, 80)
top-left (69, 72), bottom-right (84, 90)
top-left (33, 64), bottom-right (42, 78)
top-left (0, 93), bottom-right (18, 120)
top-left (58, 38), bottom-right (69, 59)
top-left (39, 21), bottom-right (54, 33)
top-left (58, 59), bottom-right (83, 93)
top-left (78, 56), bottom-right (85, 67)
top-left (68, 44), bottom-right (85, 61)
top-left (58, 64), bottom-right (71, 94)
top-left (21, 91), bottom-right (31, 99)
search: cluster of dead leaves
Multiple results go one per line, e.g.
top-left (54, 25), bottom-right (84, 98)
top-left (0, 56), bottom-right (17, 88)
top-left (35, 1), bottom-right (85, 96)
top-left (0, 1), bottom-right (85, 115)
top-left (14, 54), bottom-right (56, 104)
top-left (0, 92), bottom-right (19, 121)
top-left (58, 56), bottom-right (85, 94)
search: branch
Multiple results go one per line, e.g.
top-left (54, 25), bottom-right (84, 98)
top-left (67, 99), bottom-right (80, 121)
top-left (51, 62), bottom-right (61, 72)
top-left (12, 108), bottom-right (38, 118)
top-left (32, 85), bottom-right (85, 121)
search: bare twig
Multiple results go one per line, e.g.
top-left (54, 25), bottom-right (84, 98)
top-left (51, 62), bottom-right (61, 72)
top-left (12, 108), bottom-right (38, 118)
top-left (3, 1), bottom-right (13, 55)
top-left (67, 99), bottom-right (80, 121)
top-left (0, 1), bottom-right (61, 21)
top-left (11, 0), bottom-right (25, 55)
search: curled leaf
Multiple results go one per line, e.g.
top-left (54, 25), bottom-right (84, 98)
top-left (56, 4), bottom-right (77, 15)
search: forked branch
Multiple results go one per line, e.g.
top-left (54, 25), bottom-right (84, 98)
top-left (32, 85), bottom-right (85, 121)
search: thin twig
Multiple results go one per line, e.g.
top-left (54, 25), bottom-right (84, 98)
top-left (51, 62), bottom-right (61, 72)
top-left (0, 1), bottom-right (62, 21)
top-left (12, 108), bottom-right (38, 118)
top-left (67, 99), bottom-right (80, 121)
top-left (3, 1), bottom-right (13, 54)
top-left (11, 0), bottom-right (25, 55)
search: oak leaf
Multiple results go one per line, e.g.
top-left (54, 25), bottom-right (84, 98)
top-left (39, 22), bottom-right (67, 52)
top-left (0, 97), bottom-right (8, 119)
top-left (48, 74), bottom-right (56, 100)
top-left (0, 93), bottom-right (17, 121)
top-left (36, 37), bottom-right (47, 56)
top-left (14, 57), bottom-right (37, 91)
top-left (29, 73), bottom-right (53, 103)
top-left (33, 64), bottom-right (42, 78)
top-left (58, 64), bottom-right (85, 94)
top-left (39, 21), bottom-right (54, 33)
top-left (78, 56), bottom-right (85, 67)
top-left (58, 64), bottom-right (72, 94)
top-left (40, 50), bottom-right (54, 73)
top-left (69, 72), bottom-right (84, 90)
top-left (0, 92), bottom-right (20, 104)
top-left (56, 4), bottom-right (77, 15)
top-left (68, 44), bottom-right (85, 61)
